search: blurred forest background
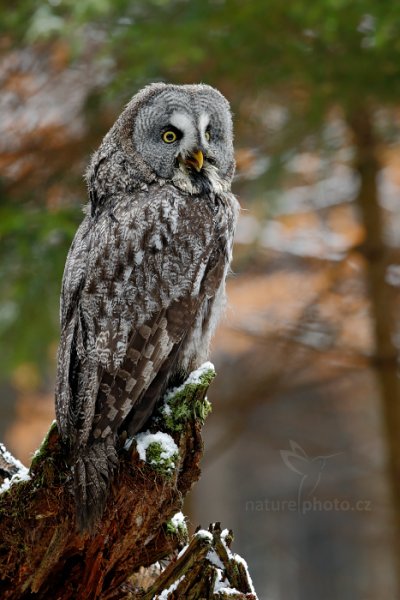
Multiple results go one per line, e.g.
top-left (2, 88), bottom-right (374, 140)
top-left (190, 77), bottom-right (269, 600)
top-left (1, 1), bottom-right (400, 598)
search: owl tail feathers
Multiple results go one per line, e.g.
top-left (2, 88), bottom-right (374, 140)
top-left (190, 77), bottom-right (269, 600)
top-left (73, 436), bottom-right (118, 533)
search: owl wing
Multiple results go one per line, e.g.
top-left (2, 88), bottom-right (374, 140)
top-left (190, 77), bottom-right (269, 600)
top-left (56, 216), bottom-right (93, 444)
top-left (57, 186), bottom-right (227, 449)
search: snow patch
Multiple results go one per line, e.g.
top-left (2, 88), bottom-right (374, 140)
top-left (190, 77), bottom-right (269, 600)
top-left (213, 568), bottom-right (230, 592)
top-left (135, 431), bottom-right (178, 473)
top-left (0, 466), bottom-right (31, 494)
top-left (171, 511), bottom-right (186, 529)
top-left (177, 544), bottom-right (189, 559)
top-left (214, 587), bottom-right (244, 596)
top-left (0, 443), bottom-right (27, 473)
top-left (0, 442), bottom-right (30, 494)
top-left (195, 528), bottom-right (213, 542)
top-left (207, 549), bottom-right (224, 570)
top-left (163, 361), bottom-right (215, 403)
top-left (232, 553), bottom-right (257, 596)
top-left (156, 575), bottom-right (184, 599)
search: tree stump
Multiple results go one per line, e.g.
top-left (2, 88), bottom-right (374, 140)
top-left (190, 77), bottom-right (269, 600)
top-left (0, 364), bottom-right (258, 599)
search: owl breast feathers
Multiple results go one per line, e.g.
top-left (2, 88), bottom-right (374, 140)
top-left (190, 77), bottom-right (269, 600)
top-left (55, 82), bottom-right (239, 531)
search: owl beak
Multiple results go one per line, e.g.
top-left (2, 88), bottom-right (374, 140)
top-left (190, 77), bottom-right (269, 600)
top-left (184, 150), bottom-right (204, 172)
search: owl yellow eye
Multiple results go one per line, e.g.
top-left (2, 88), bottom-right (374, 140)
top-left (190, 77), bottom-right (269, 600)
top-left (205, 130), bottom-right (211, 141)
top-left (162, 130), bottom-right (177, 143)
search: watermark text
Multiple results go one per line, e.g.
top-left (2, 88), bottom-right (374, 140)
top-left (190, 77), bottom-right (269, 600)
top-left (245, 497), bottom-right (372, 514)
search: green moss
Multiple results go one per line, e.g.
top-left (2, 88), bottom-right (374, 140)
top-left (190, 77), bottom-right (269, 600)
top-left (161, 366), bottom-right (215, 432)
top-left (166, 513), bottom-right (189, 544)
top-left (28, 422), bottom-right (69, 490)
top-left (144, 441), bottom-right (178, 477)
top-left (30, 421), bottom-right (58, 473)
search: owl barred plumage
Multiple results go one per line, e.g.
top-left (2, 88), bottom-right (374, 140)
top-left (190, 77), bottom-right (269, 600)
top-left (55, 83), bottom-right (239, 531)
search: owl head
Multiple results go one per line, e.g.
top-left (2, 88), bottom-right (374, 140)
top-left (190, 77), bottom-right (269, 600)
top-left (88, 83), bottom-right (235, 206)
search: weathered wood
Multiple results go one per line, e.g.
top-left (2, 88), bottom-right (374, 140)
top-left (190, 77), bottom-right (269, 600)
top-left (139, 524), bottom-right (257, 600)
top-left (0, 366), bottom-right (258, 599)
top-left (0, 368), bottom-right (209, 599)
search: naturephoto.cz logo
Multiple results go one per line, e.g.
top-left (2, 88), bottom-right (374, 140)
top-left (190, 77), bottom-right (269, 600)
top-left (245, 440), bottom-right (372, 515)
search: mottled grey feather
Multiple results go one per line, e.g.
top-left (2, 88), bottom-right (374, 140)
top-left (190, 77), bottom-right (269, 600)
top-left (55, 82), bottom-right (239, 531)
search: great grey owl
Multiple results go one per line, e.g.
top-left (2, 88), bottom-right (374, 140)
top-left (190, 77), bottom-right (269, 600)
top-left (55, 82), bottom-right (239, 531)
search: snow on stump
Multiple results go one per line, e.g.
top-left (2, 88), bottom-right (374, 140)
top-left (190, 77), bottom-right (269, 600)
top-left (138, 523), bottom-right (258, 599)
top-left (0, 363), bottom-right (258, 599)
top-left (135, 431), bottom-right (179, 476)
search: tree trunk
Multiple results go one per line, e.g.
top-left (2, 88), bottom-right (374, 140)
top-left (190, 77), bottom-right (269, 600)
top-left (348, 107), bottom-right (400, 589)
